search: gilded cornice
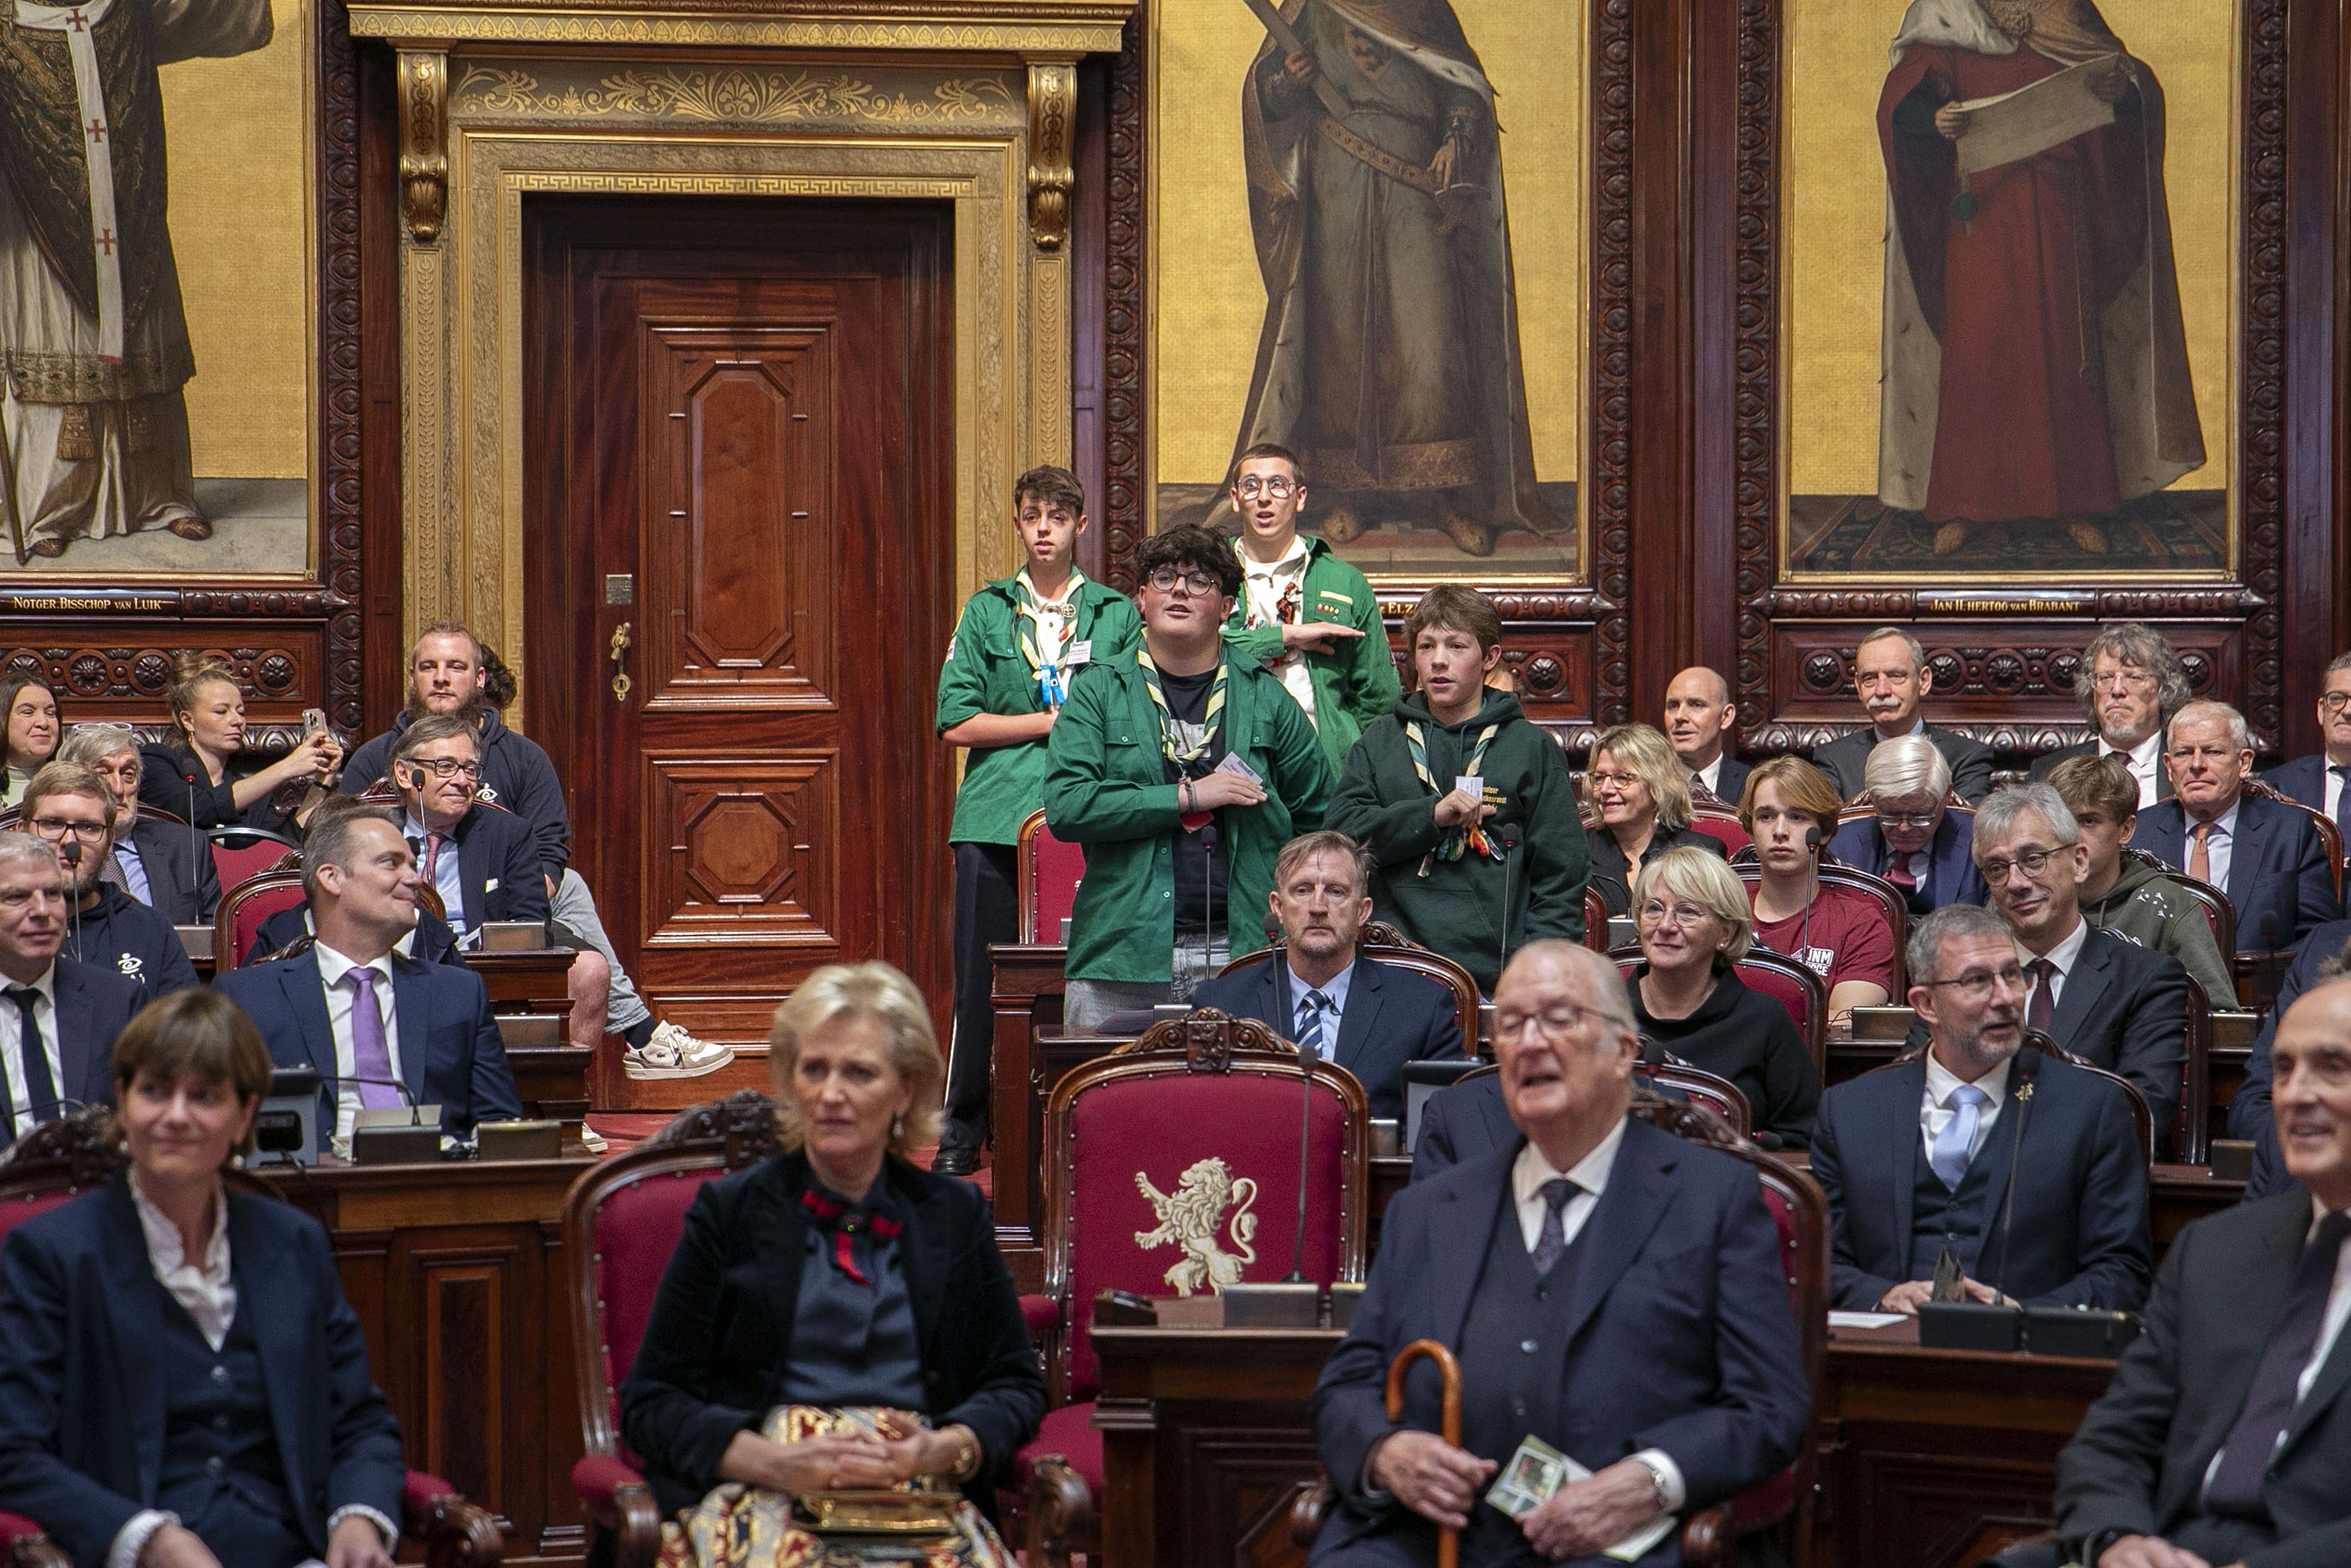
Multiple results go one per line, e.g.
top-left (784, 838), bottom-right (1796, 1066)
top-left (452, 61), bottom-right (1023, 127)
top-left (348, 0), bottom-right (1132, 51)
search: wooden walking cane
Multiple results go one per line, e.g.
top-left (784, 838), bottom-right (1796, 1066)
top-left (1385, 1339), bottom-right (1464, 1568)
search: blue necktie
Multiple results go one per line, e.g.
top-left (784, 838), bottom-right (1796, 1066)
top-left (1929, 1085), bottom-right (1989, 1190)
top-left (1530, 1176), bottom-right (1582, 1277)
top-left (5, 987), bottom-right (60, 1129)
top-left (1295, 988), bottom-right (1334, 1060)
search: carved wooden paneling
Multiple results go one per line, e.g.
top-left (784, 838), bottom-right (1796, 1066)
top-left (1832, 1436), bottom-right (2070, 1568)
top-left (1157, 1408), bottom-right (1321, 1568)
top-left (0, 632), bottom-right (327, 716)
top-left (643, 753), bottom-right (839, 945)
top-left (1100, 15), bottom-right (1146, 592)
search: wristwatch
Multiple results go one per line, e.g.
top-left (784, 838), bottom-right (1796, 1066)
top-left (1629, 1454), bottom-right (1673, 1513)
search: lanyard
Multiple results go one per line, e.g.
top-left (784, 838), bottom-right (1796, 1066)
top-left (1137, 647), bottom-right (1227, 764)
top-left (1016, 569), bottom-right (1084, 707)
top-left (1405, 719), bottom-right (1501, 873)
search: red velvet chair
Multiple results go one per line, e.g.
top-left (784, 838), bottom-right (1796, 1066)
top-left (1017, 808), bottom-right (1085, 945)
top-left (1688, 806), bottom-right (1753, 857)
top-left (0, 1112), bottom-right (502, 1568)
top-left (213, 865), bottom-right (308, 971)
top-left (206, 827), bottom-right (303, 898)
top-left (1285, 1089), bottom-right (1829, 1566)
top-left (1216, 918), bottom-right (1480, 1049)
top-left (562, 1090), bottom-right (787, 1567)
top-left (1016, 1011), bottom-right (1371, 1567)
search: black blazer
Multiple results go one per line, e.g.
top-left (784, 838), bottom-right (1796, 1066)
top-left (0, 1176), bottom-right (404, 1563)
top-left (1587, 822), bottom-right (1729, 916)
top-left (1813, 723), bottom-right (1994, 804)
top-left (1828, 809), bottom-right (1987, 917)
top-left (211, 947), bottom-right (522, 1138)
top-left (2130, 793), bottom-right (2342, 953)
top-left (1899, 925), bottom-right (2187, 1152)
top-left (1808, 1051), bottom-right (2151, 1311)
top-left (248, 901), bottom-right (466, 969)
top-left (410, 802), bottom-right (549, 933)
top-left (1310, 1120), bottom-right (1810, 1562)
top-left (1701, 755), bottom-right (1753, 809)
top-left (8, 955), bottom-right (143, 1127)
top-left (1190, 954), bottom-right (1465, 1121)
top-left (124, 814), bottom-right (222, 925)
top-left (2030, 739), bottom-right (2175, 803)
top-left (1627, 962), bottom-right (1820, 1147)
top-left (136, 742), bottom-right (298, 835)
top-left (2231, 916), bottom-right (2351, 1195)
top-left (620, 1152), bottom-right (1046, 1522)
top-left (2055, 1191), bottom-right (2351, 1564)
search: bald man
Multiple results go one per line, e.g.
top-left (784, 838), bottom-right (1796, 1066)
top-left (1663, 667), bottom-right (1748, 806)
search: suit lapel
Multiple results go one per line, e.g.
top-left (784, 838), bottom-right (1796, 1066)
top-left (1432, 1146), bottom-right (1515, 1349)
top-left (2051, 934), bottom-right (2115, 1046)
top-left (2181, 1200), bottom-right (2309, 1481)
top-left (1883, 1064), bottom-right (1926, 1261)
top-left (1558, 1120), bottom-right (1676, 1350)
top-left (1959, 1083), bottom-right (2029, 1281)
top-left (99, 1178), bottom-right (170, 1500)
top-left (389, 955), bottom-right (433, 1109)
top-left (752, 1159), bottom-right (811, 1375)
top-left (2227, 799), bottom-right (2271, 917)
top-left (1264, 958), bottom-right (1294, 1041)
top-left (283, 952), bottom-right (338, 1080)
top-left (1332, 961), bottom-right (1385, 1072)
top-left (231, 1195), bottom-right (315, 1522)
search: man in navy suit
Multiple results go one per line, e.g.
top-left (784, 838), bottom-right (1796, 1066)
top-left (214, 806), bottom-right (521, 1142)
top-left (1828, 733), bottom-right (1986, 917)
top-left (2261, 650), bottom-right (2351, 839)
top-left (387, 714), bottom-right (548, 945)
top-left (2131, 700), bottom-right (2341, 954)
top-left (2026, 622), bottom-right (2190, 810)
top-left (1810, 628), bottom-right (1993, 803)
top-left (1308, 940), bottom-right (1809, 1565)
top-left (1813, 905), bottom-right (2151, 1315)
top-left (0, 835), bottom-right (140, 1139)
top-left (2230, 917), bottom-right (2351, 1198)
top-left (1190, 831), bottom-right (1464, 1121)
top-left (60, 724), bottom-right (223, 924)
top-left (1663, 667), bottom-right (1750, 806)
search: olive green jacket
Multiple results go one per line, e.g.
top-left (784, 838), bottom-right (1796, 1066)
top-left (1221, 534), bottom-right (1400, 774)
top-left (2080, 856), bottom-right (2239, 1007)
top-left (1042, 647), bottom-right (1332, 983)
top-left (937, 575), bottom-right (1141, 845)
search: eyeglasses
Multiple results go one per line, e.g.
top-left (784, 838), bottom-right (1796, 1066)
top-left (25, 816), bottom-right (108, 844)
top-left (1923, 964), bottom-right (2027, 1002)
top-left (1587, 771), bottom-right (1642, 791)
top-left (403, 758), bottom-right (483, 781)
top-left (2322, 693), bottom-right (2351, 714)
top-left (1493, 1003), bottom-right (1605, 1044)
top-left (1875, 811), bottom-right (1939, 830)
top-left (1233, 476), bottom-right (1296, 499)
top-left (2094, 667), bottom-right (2159, 692)
top-left (1145, 568), bottom-right (1223, 596)
top-left (1978, 846), bottom-right (2060, 883)
top-left (1637, 900), bottom-right (1714, 930)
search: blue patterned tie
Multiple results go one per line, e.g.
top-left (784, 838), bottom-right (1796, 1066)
top-left (1295, 988), bottom-right (1334, 1061)
top-left (1530, 1176), bottom-right (1582, 1277)
top-left (1930, 1085), bottom-right (1989, 1190)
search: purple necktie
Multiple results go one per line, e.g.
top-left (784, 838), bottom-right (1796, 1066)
top-left (346, 968), bottom-right (401, 1109)
top-left (2205, 1211), bottom-right (2351, 1519)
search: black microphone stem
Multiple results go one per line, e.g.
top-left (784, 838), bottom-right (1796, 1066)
top-left (1989, 1050), bottom-right (2036, 1305)
top-left (1286, 1026), bottom-right (1313, 1282)
top-left (1494, 824), bottom-right (1522, 988)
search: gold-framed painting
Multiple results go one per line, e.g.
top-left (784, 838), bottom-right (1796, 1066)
top-left (1147, 0), bottom-right (1588, 584)
top-left (0, 0), bottom-right (315, 577)
top-left (1776, 0), bottom-right (2240, 582)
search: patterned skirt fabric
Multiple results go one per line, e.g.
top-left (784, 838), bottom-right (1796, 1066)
top-left (658, 1406), bottom-right (1015, 1568)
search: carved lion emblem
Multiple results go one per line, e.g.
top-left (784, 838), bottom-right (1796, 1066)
top-left (1133, 1156), bottom-right (1259, 1296)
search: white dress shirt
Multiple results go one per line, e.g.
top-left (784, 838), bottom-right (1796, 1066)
top-left (1287, 958), bottom-right (1355, 1056)
top-left (1507, 1122), bottom-right (1687, 1510)
top-left (1241, 534), bottom-right (1317, 721)
top-left (2102, 732), bottom-right (2163, 810)
top-left (0, 964), bottom-right (66, 1139)
top-left (1691, 753), bottom-right (1725, 800)
top-left (1017, 566), bottom-right (1079, 671)
top-left (404, 812), bottom-right (469, 939)
top-left (2019, 919), bottom-right (2089, 1019)
top-left (314, 941), bottom-right (406, 1141)
top-left (108, 1178), bottom-right (397, 1568)
top-left (1920, 1053), bottom-right (2013, 1167)
top-left (2187, 800), bottom-right (2241, 891)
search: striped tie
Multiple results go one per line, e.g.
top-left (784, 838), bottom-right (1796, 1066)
top-left (1295, 988), bottom-right (1334, 1060)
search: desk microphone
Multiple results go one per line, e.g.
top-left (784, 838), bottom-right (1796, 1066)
top-left (1284, 1017), bottom-right (1315, 1285)
top-left (57, 840), bottom-right (84, 956)
top-left (1494, 824), bottom-right (1523, 983)
top-left (1799, 825), bottom-right (1822, 965)
top-left (314, 1072), bottom-right (426, 1124)
top-left (1986, 1046), bottom-right (2041, 1304)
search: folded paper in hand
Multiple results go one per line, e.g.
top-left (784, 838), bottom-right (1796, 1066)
top-left (1954, 53), bottom-right (2121, 176)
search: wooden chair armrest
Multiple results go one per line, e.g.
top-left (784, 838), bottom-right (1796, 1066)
top-left (1287, 1474), bottom-right (1336, 1549)
top-left (570, 1454), bottom-right (664, 1568)
top-left (402, 1473), bottom-right (504, 1568)
top-left (1022, 1453), bottom-right (1095, 1568)
top-left (6, 1534), bottom-right (70, 1568)
top-left (1680, 1503), bottom-right (1738, 1568)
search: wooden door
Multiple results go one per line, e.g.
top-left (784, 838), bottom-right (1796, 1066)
top-left (526, 200), bottom-right (954, 1103)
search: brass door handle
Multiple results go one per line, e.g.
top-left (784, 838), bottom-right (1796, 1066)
top-left (609, 622), bottom-right (632, 702)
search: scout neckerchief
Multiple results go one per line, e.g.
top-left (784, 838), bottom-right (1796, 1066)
top-left (1235, 534), bottom-right (1309, 632)
top-left (1137, 646), bottom-right (1227, 765)
top-left (1016, 566), bottom-right (1085, 709)
top-left (1404, 714), bottom-right (1501, 875)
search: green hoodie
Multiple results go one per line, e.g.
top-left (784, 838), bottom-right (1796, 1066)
top-left (1327, 688), bottom-right (1589, 993)
top-left (1221, 533), bottom-right (1401, 774)
top-left (2079, 855), bottom-right (2238, 1007)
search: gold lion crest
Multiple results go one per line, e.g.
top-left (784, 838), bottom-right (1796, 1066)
top-left (1133, 1156), bottom-right (1259, 1296)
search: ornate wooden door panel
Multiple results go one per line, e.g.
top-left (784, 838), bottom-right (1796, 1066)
top-left (529, 200), bottom-right (952, 1075)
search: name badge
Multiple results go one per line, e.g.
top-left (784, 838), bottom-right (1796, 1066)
top-left (1455, 775), bottom-right (1483, 800)
top-left (1065, 640), bottom-right (1092, 667)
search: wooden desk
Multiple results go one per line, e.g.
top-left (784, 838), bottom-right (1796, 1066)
top-left (1813, 1319), bottom-right (2117, 1568)
top-left (987, 942), bottom-right (1068, 1279)
top-left (257, 1153), bottom-right (595, 1565)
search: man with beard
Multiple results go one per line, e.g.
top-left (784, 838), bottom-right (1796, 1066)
top-left (1191, 830), bottom-right (1463, 1120)
top-left (13, 762), bottom-right (196, 1005)
top-left (1228, 0), bottom-right (1554, 557)
top-left (341, 623), bottom-right (730, 1079)
top-left (55, 722), bottom-right (219, 924)
top-left (2028, 623), bottom-right (2190, 809)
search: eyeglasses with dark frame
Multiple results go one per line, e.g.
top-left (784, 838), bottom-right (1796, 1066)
top-left (402, 757), bottom-right (483, 782)
top-left (1922, 964), bottom-right (2026, 1002)
top-left (1144, 567), bottom-right (1224, 596)
top-left (25, 816), bottom-right (108, 844)
top-left (1978, 845), bottom-right (2062, 883)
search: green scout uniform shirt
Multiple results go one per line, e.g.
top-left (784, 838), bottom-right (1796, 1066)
top-left (1221, 533), bottom-right (1401, 774)
top-left (1042, 647), bottom-right (1333, 984)
top-left (938, 574), bottom-right (1142, 845)
top-left (1326, 687), bottom-right (1590, 993)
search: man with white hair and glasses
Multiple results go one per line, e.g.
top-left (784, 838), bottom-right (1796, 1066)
top-left (1829, 733), bottom-right (1988, 918)
top-left (56, 723), bottom-right (219, 924)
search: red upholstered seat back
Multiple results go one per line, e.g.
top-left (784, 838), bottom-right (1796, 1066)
top-left (1732, 958), bottom-right (1810, 1035)
top-left (224, 880), bottom-right (308, 969)
top-left (582, 1165), bottom-right (729, 1459)
top-left (1060, 1071), bottom-right (1353, 1399)
top-left (1019, 810), bottom-right (1087, 945)
top-left (0, 1186), bottom-right (84, 1247)
top-left (1689, 810), bottom-right (1752, 856)
top-left (209, 837), bottom-right (300, 897)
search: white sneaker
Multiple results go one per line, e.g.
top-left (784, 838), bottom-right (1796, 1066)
top-left (623, 1020), bottom-right (737, 1080)
top-left (579, 1125), bottom-right (609, 1154)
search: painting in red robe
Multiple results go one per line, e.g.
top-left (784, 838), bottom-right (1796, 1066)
top-left (1875, 0), bottom-right (2203, 556)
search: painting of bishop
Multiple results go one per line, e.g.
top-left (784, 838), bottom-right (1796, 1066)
top-left (0, 0), bottom-right (270, 560)
top-left (1875, 0), bottom-right (2204, 559)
